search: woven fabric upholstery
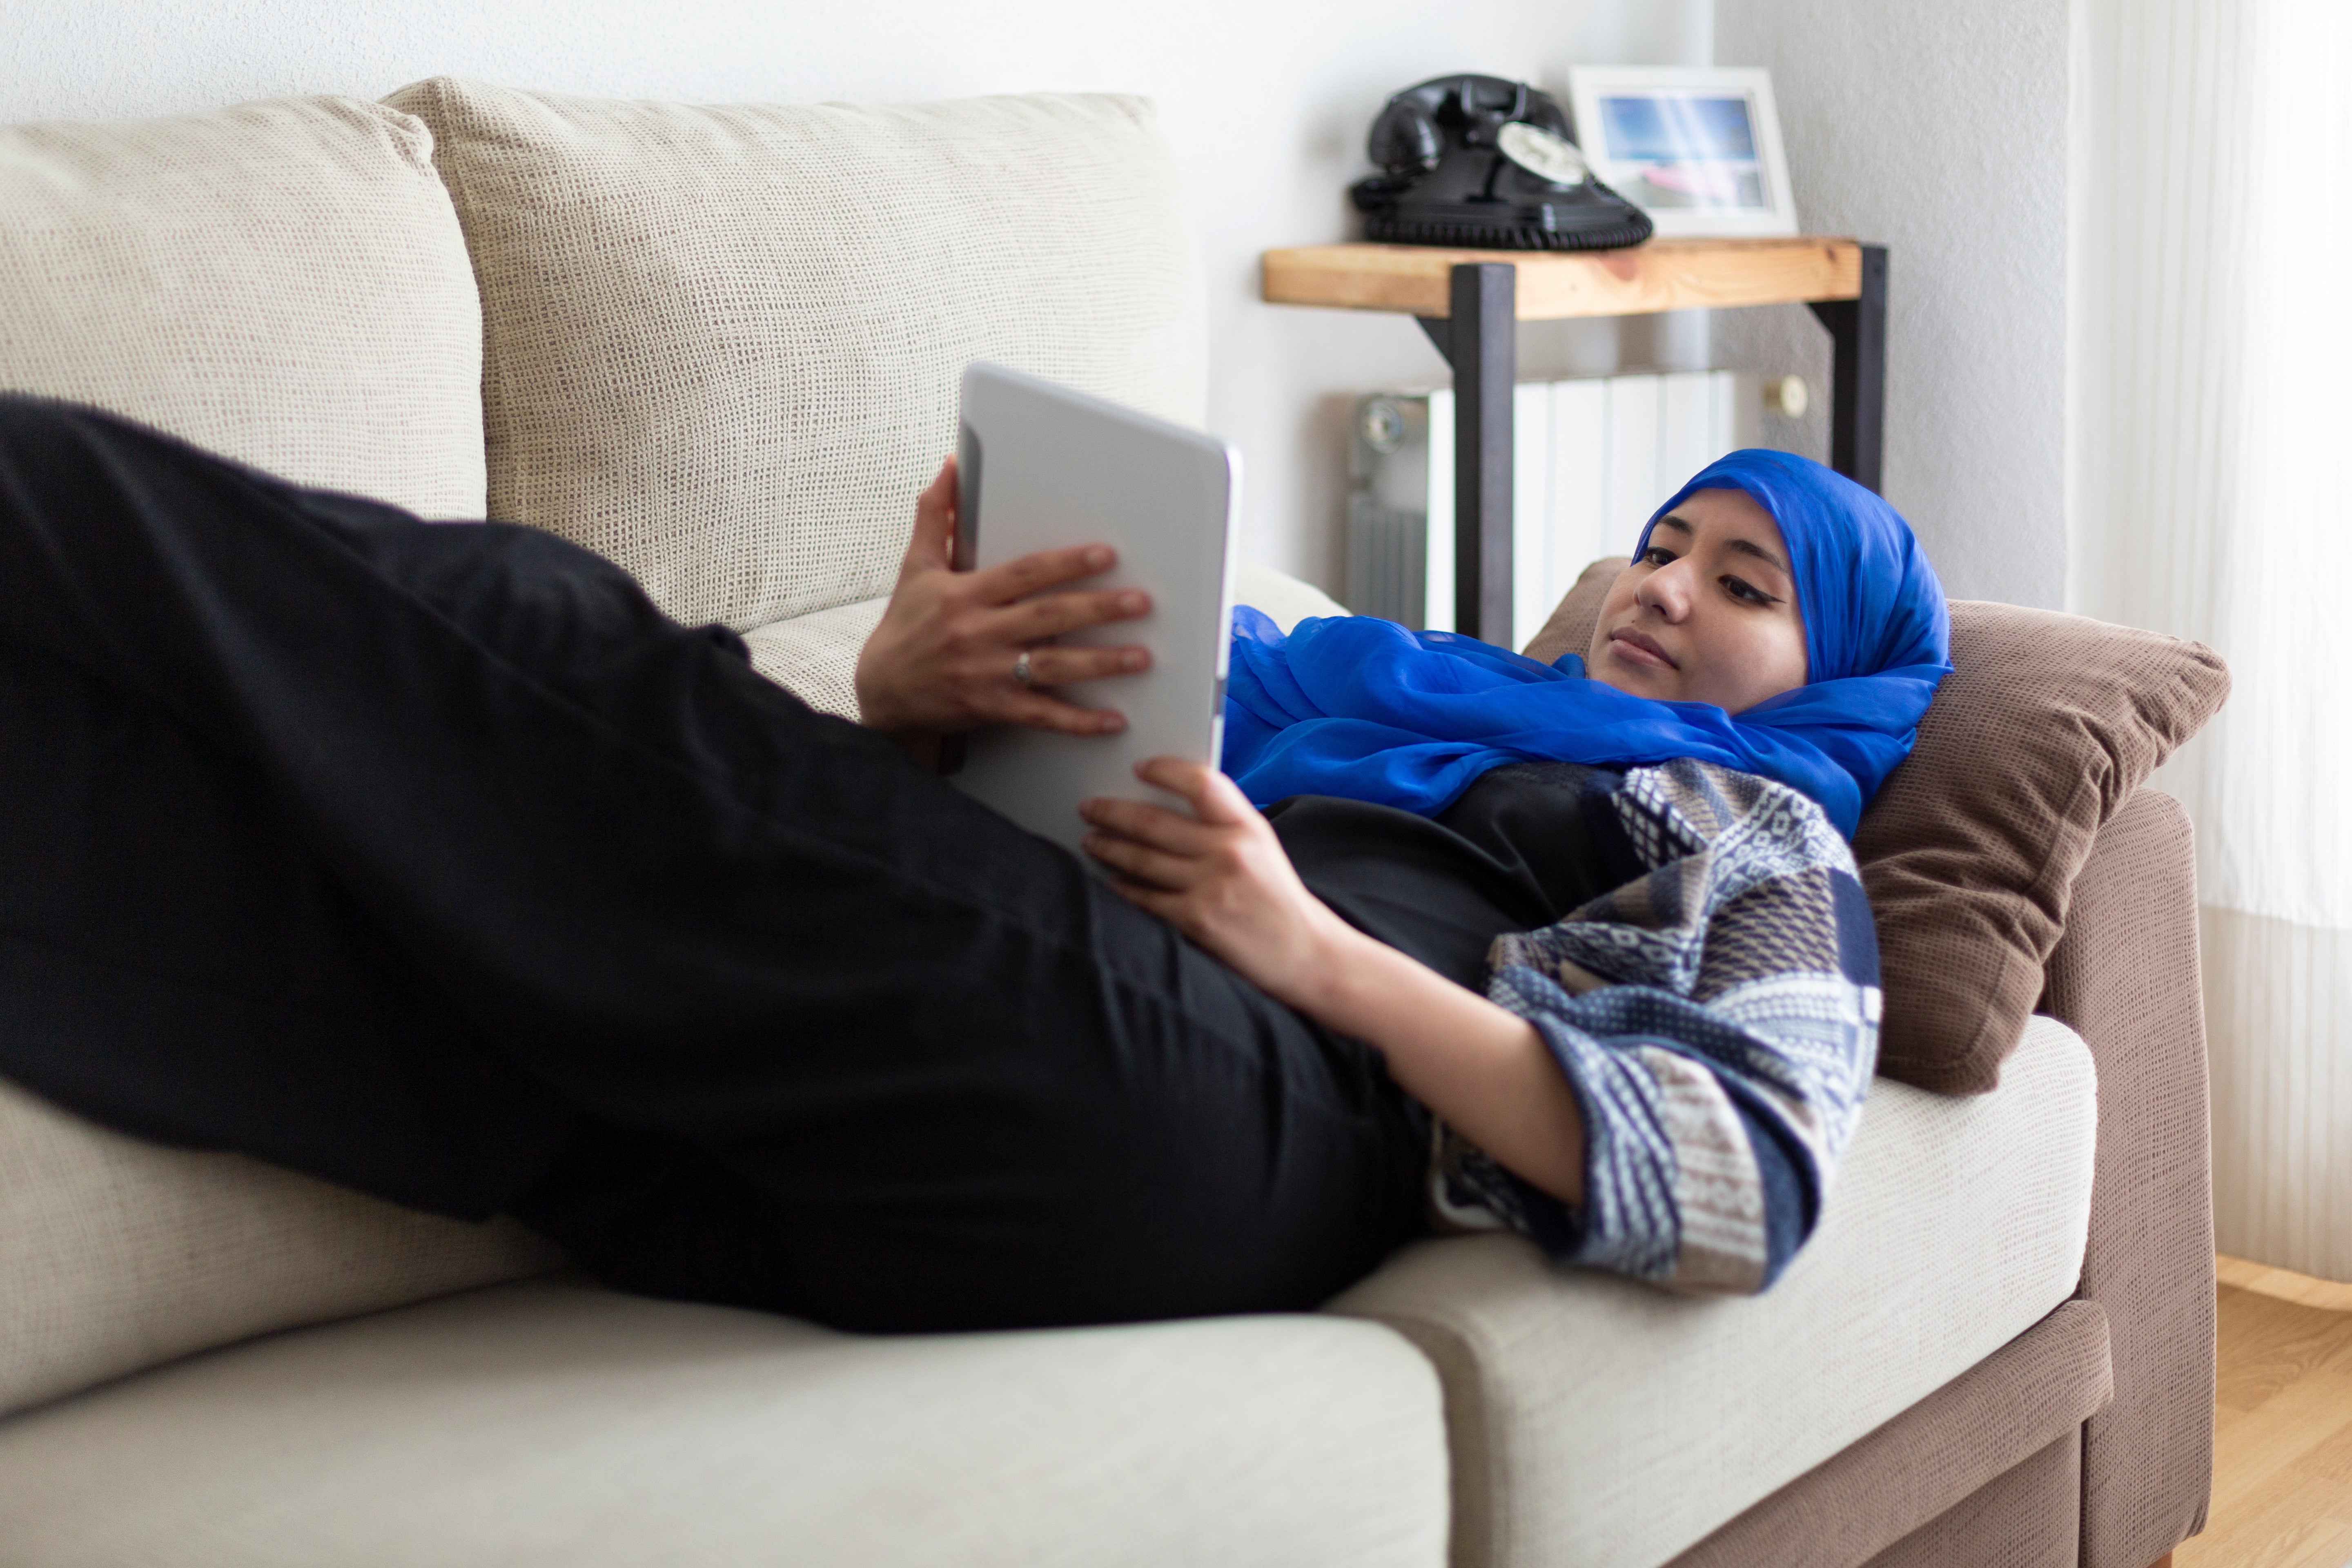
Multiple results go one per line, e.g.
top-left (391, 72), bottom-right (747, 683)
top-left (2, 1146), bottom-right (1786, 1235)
top-left (2042, 791), bottom-right (2216, 1568)
top-left (1329, 1016), bottom-right (2098, 1568)
top-left (1860, 1430), bottom-right (2081, 1568)
top-left (744, 598), bottom-right (888, 721)
top-left (1518, 556), bottom-right (1621, 668)
top-left (1232, 562), bottom-right (1350, 635)
top-left (1522, 565), bottom-right (2230, 1094)
top-left (0, 1081), bottom-right (560, 1420)
top-left (1854, 607), bottom-right (2225, 1091)
top-left (0, 1278), bottom-right (1447, 1567)
top-left (385, 78), bottom-right (1209, 634)
top-left (1664, 1300), bottom-right (2110, 1567)
top-left (0, 96), bottom-right (485, 519)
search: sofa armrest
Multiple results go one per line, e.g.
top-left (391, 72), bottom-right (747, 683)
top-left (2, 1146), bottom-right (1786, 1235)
top-left (1233, 563), bottom-right (1347, 633)
top-left (2037, 788), bottom-right (2215, 1568)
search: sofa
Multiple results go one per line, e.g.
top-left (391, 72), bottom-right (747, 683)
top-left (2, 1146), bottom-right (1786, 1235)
top-left (0, 81), bottom-right (2216, 1568)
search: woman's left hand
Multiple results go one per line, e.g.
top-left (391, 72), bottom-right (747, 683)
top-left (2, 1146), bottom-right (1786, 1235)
top-left (1080, 759), bottom-right (1356, 1014)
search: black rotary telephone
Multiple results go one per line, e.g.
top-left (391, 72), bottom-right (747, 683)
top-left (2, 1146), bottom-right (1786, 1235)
top-left (1349, 74), bottom-right (1653, 252)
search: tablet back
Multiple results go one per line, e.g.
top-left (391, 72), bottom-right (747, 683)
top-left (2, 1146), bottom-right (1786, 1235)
top-left (949, 362), bottom-right (1240, 856)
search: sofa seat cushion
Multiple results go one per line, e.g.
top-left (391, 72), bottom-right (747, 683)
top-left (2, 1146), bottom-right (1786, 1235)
top-left (1328, 1014), bottom-right (2098, 1568)
top-left (0, 1279), bottom-right (1448, 1568)
top-left (0, 95), bottom-right (486, 518)
top-left (0, 1080), bottom-right (559, 1423)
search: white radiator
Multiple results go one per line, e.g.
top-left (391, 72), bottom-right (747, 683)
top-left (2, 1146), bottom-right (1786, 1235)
top-left (1346, 370), bottom-right (1761, 648)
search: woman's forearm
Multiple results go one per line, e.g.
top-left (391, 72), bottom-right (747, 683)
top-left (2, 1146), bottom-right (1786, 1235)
top-left (1298, 926), bottom-right (1586, 1205)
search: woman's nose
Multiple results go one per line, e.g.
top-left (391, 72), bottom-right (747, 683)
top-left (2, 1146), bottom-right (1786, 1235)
top-left (1636, 558), bottom-right (1695, 619)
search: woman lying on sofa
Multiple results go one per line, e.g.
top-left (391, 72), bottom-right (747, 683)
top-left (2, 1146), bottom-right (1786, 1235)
top-left (0, 396), bottom-right (1945, 1334)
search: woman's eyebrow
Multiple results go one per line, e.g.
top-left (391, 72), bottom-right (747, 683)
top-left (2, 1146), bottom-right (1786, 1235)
top-left (1726, 537), bottom-right (1790, 575)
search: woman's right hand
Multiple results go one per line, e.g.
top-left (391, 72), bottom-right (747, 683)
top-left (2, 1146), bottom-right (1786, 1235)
top-left (854, 456), bottom-right (1153, 743)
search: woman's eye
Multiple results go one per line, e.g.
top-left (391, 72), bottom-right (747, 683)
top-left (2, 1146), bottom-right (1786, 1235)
top-left (1641, 546), bottom-right (1676, 567)
top-left (1722, 576), bottom-right (1773, 606)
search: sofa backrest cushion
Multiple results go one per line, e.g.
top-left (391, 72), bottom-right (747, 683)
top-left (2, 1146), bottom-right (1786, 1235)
top-left (0, 1081), bottom-right (560, 1420)
top-left (1521, 561), bottom-right (2229, 1094)
top-left (385, 78), bottom-right (1209, 633)
top-left (0, 96), bottom-right (486, 518)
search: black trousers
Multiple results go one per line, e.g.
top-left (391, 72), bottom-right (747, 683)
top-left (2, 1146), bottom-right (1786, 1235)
top-left (0, 396), bottom-right (1430, 1333)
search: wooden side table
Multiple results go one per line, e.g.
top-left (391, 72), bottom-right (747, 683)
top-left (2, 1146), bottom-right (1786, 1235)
top-left (1261, 238), bottom-right (1886, 645)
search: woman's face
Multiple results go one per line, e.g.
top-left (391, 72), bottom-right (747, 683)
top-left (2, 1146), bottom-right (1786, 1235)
top-left (1585, 487), bottom-right (1809, 712)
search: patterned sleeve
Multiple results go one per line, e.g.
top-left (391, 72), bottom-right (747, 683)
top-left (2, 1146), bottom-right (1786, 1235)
top-left (1432, 757), bottom-right (1882, 1294)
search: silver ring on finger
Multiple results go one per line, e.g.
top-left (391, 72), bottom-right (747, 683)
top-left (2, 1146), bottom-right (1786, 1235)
top-left (1012, 648), bottom-right (1036, 688)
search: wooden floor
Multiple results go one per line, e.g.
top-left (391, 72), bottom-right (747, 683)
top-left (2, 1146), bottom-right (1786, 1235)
top-left (2176, 1256), bottom-right (2352, 1568)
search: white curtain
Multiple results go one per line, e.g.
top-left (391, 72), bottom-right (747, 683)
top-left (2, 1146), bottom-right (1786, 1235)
top-left (2071, 0), bottom-right (2352, 1278)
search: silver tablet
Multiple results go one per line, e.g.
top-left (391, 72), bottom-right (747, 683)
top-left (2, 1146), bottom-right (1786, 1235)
top-left (947, 362), bottom-right (1241, 858)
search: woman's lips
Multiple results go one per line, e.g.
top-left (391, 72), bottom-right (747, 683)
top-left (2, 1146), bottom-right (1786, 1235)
top-left (1608, 627), bottom-right (1679, 670)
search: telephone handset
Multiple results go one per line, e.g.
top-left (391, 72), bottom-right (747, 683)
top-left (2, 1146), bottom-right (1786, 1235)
top-left (1349, 74), bottom-right (1653, 253)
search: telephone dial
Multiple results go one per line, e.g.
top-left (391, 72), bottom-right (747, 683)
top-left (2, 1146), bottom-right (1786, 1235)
top-left (1349, 74), bottom-right (1652, 252)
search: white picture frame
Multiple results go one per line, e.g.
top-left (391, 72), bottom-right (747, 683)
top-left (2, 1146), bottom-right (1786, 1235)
top-left (1566, 66), bottom-right (1798, 238)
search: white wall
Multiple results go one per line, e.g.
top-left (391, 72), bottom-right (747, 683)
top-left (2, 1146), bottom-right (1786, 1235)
top-left (0, 0), bottom-right (1706, 595)
top-left (1713, 0), bottom-right (2070, 606)
top-left (4, 0), bottom-right (2062, 604)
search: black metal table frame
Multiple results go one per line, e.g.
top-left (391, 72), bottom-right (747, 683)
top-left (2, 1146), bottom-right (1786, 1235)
top-left (1412, 245), bottom-right (1888, 646)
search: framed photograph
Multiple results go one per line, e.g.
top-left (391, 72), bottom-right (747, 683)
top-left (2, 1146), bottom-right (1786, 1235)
top-left (1566, 66), bottom-right (1797, 238)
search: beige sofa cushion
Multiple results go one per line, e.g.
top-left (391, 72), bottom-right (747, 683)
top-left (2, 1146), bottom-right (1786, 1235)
top-left (1330, 1014), bottom-right (2099, 1568)
top-left (1232, 561), bottom-right (1350, 634)
top-left (0, 96), bottom-right (486, 517)
top-left (0, 1278), bottom-right (1446, 1568)
top-left (0, 1082), bottom-right (559, 1421)
top-left (744, 598), bottom-right (889, 720)
top-left (386, 78), bottom-right (1209, 634)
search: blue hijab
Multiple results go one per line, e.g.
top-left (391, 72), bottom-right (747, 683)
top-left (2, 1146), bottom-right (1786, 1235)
top-left (1220, 449), bottom-right (1951, 837)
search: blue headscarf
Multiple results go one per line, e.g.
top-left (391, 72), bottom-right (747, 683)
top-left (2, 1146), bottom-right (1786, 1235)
top-left (1220, 450), bottom-right (1951, 837)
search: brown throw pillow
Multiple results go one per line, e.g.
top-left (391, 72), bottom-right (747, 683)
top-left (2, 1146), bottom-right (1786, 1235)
top-left (1519, 562), bottom-right (2230, 1094)
top-left (1520, 557), bottom-right (1624, 668)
